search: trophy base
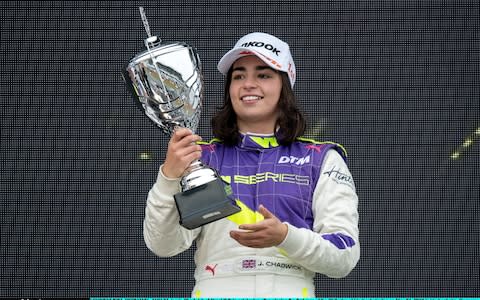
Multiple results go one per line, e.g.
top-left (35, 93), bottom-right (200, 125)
top-left (174, 177), bottom-right (241, 230)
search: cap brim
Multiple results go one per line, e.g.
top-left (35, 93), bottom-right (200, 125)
top-left (217, 47), bottom-right (280, 75)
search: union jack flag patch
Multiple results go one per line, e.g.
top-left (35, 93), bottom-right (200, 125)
top-left (242, 259), bottom-right (256, 269)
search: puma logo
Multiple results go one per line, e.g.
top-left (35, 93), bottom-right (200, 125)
top-left (205, 264), bottom-right (218, 276)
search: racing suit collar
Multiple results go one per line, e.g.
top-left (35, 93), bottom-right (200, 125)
top-left (239, 132), bottom-right (280, 149)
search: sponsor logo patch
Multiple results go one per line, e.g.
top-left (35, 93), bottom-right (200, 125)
top-left (205, 264), bottom-right (217, 276)
top-left (323, 166), bottom-right (355, 190)
top-left (278, 155), bottom-right (311, 165)
top-left (240, 41), bottom-right (281, 56)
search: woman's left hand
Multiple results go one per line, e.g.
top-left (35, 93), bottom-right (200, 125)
top-left (229, 205), bottom-right (288, 248)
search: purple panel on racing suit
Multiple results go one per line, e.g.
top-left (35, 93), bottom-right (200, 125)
top-left (322, 233), bottom-right (356, 249)
top-left (200, 133), bottom-right (347, 230)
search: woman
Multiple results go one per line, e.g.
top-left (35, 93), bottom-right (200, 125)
top-left (143, 32), bottom-right (360, 297)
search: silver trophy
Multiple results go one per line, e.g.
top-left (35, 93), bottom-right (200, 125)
top-left (123, 7), bottom-right (240, 229)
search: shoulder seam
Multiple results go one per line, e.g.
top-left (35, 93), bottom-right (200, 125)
top-left (296, 137), bottom-right (348, 157)
top-left (197, 138), bottom-right (223, 145)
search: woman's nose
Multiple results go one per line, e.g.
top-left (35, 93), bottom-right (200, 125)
top-left (242, 75), bottom-right (257, 89)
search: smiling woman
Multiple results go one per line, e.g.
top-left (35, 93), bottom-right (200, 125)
top-left (213, 33), bottom-right (305, 146)
top-left (143, 32), bottom-right (360, 298)
top-left (229, 56), bottom-right (283, 133)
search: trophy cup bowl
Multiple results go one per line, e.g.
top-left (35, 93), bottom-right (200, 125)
top-left (122, 9), bottom-right (240, 229)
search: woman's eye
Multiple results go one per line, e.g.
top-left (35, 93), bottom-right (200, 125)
top-left (232, 74), bottom-right (244, 80)
top-left (258, 73), bottom-right (272, 79)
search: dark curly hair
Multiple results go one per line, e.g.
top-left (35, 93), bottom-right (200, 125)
top-left (211, 68), bottom-right (306, 145)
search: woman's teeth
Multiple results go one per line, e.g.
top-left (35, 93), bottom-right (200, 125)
top-left (241, 96), bottom-right (262, 101)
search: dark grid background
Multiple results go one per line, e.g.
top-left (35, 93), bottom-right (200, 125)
top-left (0, 0), bottom-right (479, 297)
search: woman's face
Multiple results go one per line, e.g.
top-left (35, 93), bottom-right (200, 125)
top-left (229, 55), bottom-right (283, 134)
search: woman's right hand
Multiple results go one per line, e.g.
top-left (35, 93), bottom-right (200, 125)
top-left (162, 127), bottom-right (203, 179)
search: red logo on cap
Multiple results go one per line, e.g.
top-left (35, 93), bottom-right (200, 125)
top-left (238, 50), bottom-right (285, 71)
top-left (288, 62), bottom-right (296, 82)
top-left (256, 52), bottom-right (282, 69)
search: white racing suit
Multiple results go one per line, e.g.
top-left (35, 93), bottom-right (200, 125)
top-left (144, 133), bottom-right (360, 297)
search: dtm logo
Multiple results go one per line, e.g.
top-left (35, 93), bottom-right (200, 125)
top-left (278, 155), bottom-right (310, 165)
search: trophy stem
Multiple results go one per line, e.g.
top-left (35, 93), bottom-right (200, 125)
top-left (180, 160), bottom-right (218, 192)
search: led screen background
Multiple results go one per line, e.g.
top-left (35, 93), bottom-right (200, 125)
top-left (0, 0), bottom-right (478, 297)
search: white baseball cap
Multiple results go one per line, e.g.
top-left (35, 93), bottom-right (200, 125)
top-left (217, 32), bottom-right (296, 86)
